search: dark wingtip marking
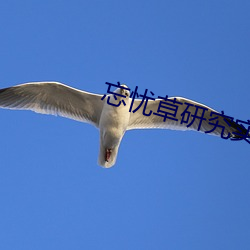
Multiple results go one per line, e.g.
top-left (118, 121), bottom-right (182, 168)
top-left (225, 118), bottom-right (248, 139)
top-left (0, 88), bottom-right (9, 94)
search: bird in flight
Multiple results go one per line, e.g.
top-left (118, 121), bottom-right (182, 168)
top-left (0, 82), bottom-right (246, 168)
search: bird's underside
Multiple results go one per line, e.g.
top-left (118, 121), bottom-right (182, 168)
top-left (0, 81), bottom-right (248, 168)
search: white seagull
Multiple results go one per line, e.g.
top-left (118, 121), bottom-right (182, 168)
top-left (0, 82), bottom-right (245, 168)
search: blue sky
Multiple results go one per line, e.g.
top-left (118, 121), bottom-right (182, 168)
top-left (0, 1), bottom-right (249, 249)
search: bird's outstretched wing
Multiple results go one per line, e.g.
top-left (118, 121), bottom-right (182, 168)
top-left (128, 97), bottom-right (246, 138)
top-left (0, 82), bottom-right (104, 127)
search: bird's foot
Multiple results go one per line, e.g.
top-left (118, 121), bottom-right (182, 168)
top-left (105, 149), bottom-right (112, 162)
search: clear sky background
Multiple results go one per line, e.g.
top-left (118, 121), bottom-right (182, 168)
top-left (0, 1), bottom-right (249, 249)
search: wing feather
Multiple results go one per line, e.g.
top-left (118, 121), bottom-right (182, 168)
top-left (0, 82), bottom-right (104, 127)
top-left (128, 97), bottom-right (245, 138)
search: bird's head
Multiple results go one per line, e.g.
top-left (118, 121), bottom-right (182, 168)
top-left (114, 84), bottom-right (130, 98)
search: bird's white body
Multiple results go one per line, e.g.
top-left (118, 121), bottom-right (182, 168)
top-left (98, 94), bottom-right (131, 167)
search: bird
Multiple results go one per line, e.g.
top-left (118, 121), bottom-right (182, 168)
top-left (0, 81), bottom-right (247, 168)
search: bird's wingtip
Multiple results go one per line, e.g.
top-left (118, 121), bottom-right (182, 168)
top-left (0, 88), bottom-right (8, 94)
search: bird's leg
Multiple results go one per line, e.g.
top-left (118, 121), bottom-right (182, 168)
top-left (105, 149), bottom-right (112, 162)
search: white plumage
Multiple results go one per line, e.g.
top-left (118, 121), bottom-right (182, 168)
top-left (0, 82), bottom-right (244, 167)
